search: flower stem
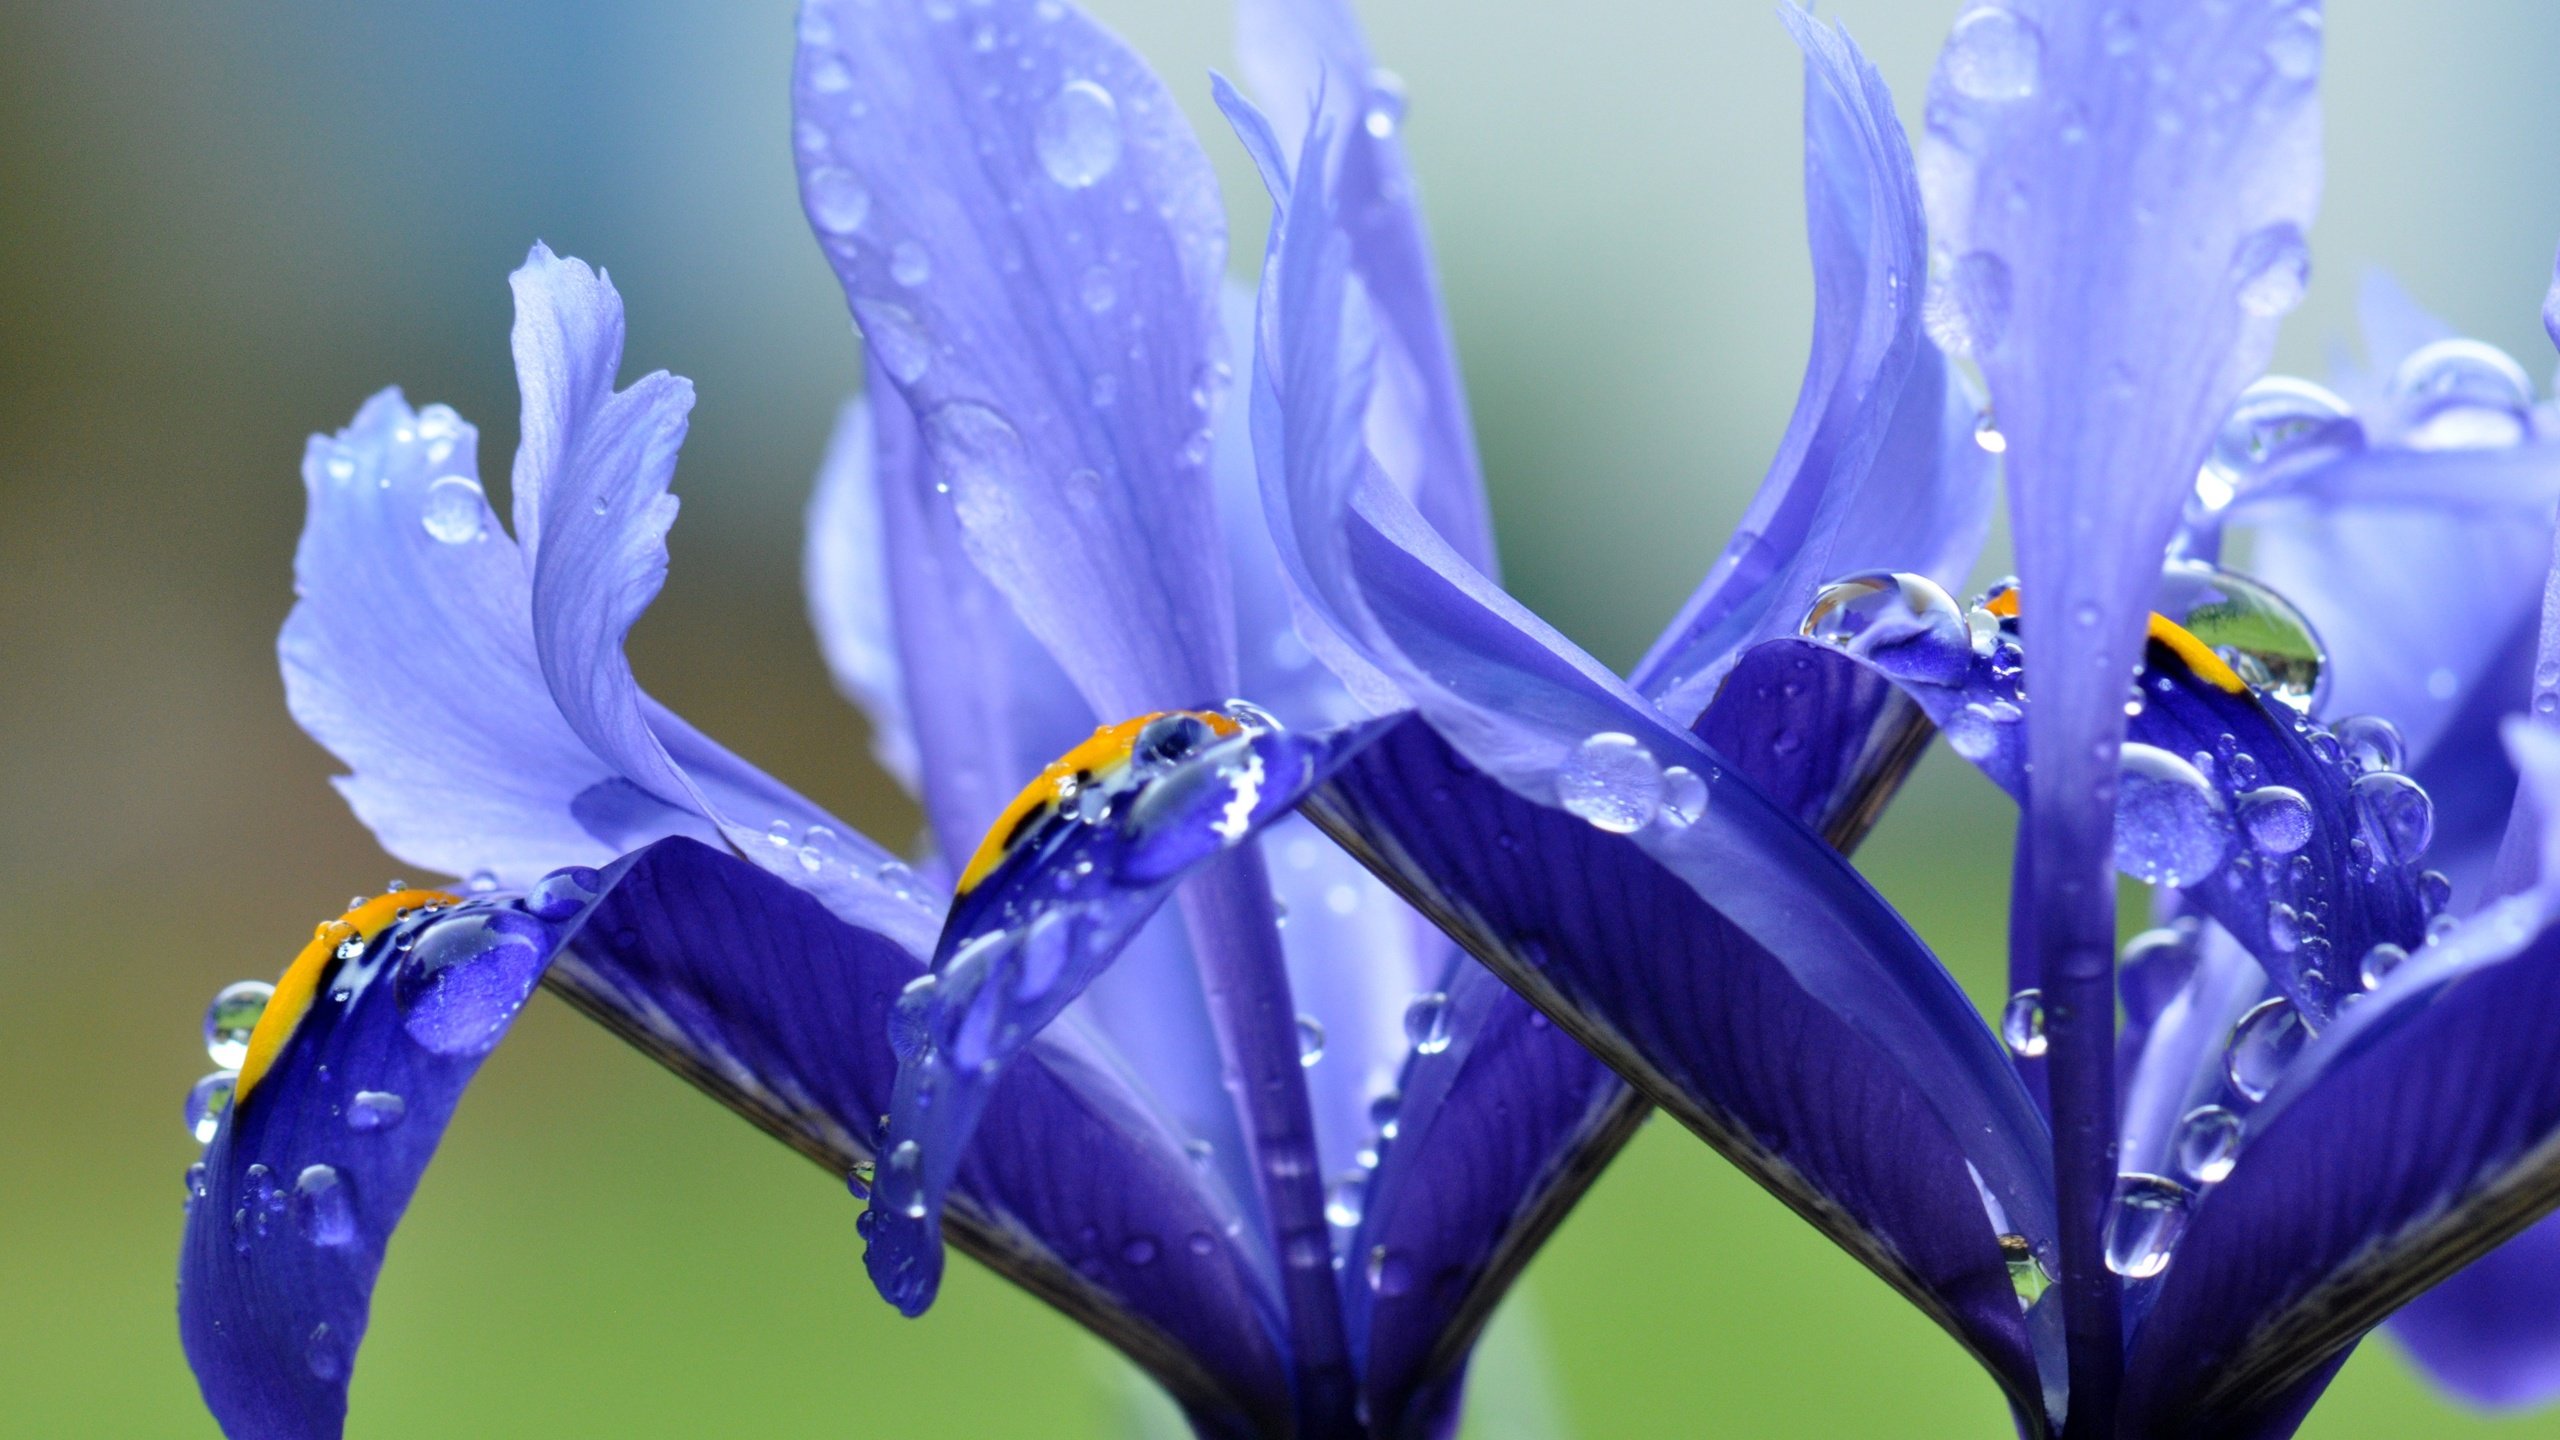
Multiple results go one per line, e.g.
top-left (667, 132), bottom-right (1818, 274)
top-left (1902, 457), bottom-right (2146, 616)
top-left (1175, 846), bottom-right (1359, 1434)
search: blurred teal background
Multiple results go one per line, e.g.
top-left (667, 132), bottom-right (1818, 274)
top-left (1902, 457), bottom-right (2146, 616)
top-left (7, 0), bottom-right (2560, 1433)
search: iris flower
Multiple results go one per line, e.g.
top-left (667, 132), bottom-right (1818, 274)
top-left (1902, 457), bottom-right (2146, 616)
top-left (1223, 0), bottom-right (2560, 1436)
top-left (174, 2), bottom-right (1985, 1435)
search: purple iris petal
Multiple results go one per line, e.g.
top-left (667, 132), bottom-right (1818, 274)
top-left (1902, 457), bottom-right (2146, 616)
top-left (793, 0), bottom-right (1237, 721)
top-left (1921, 1), bottom-right (2324, 1405)
top-left (804, 395), bottom-right (925, 794)
top-left (1304, 709), bottom-right (2050, 1429)
top-left (183, 842), bottom-right (1293, 1440)
top-left (1234, 0), bottom-right (1499, 580)
top-left (1232, 72), bottom-right (2053, 1259)
top-left (2386, 1217), bottom-right (2560, 1409)
top-left (1636, 11), bottom-right (1995, 723)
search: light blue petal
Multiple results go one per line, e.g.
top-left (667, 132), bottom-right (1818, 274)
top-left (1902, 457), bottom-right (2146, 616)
top-left (794, 0), bottom-right (1238, 718)
top-left (804, 396), bottom-right (924, 793)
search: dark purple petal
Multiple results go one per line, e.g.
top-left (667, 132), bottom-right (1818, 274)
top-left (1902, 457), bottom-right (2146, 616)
top-left (182, 843), bottom-right (1291, 1439)
top-left (2120, 912), bottom-right (2560, 1435)
top-left (1341, 640), bottom-right (1937, 1429)
top-left (2385, 1214), bottom-right (2560, 1409)
top-left (1232, 76), bottom-right (2053, 1277)
top-left (793, 0), bottom-right (1238, 719)
top-left (1302, 713), bottom-right (2051, 1431)
top-left (1233, 0), bottom-right (1499, 579)
top-left (865, 717), bottom-right (1382, 1315)
top-left (1636, 12), bottom-right (1994, 723)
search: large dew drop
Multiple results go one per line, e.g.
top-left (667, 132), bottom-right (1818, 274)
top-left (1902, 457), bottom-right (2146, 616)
top-left (347, 1089), bottom-right (407, 1133)
top-left (2000, 989), bottom-right (2047, 1059)
top-left (2103, 1174), bottom-right (2194, 1279)
top-left (2234, 224), bottom-right (2311, 319)
top-left (804, 167), bottom-right (870, 234)
top-left (292, 1164), bottom-right (357, 1247)
top-left (392, 911), bottom-right (549, 1057)
top-left (2114, 745), bottom-right (2232, 888)
top-left (2392, 339), bottom-right (2535, 451)
top-left (2226, 996), bottom-right (2309, 1102)
top-left (1404, 992), bottom-right (1453, 1055)
top-left (2351, 771), bottom-right (2435, 866)
top-left (1034, 80), bottom-right (1123, 188)
top-left (1942, 8), bottom-right (2043, 101)
top-left (1556, 732), bottom-right (1663, 833)
top-left (1799, 571), bottom-right (1973, 684)
top-left (2155, 562), bottom-right (2327, 713)
top-left (204, 981), bottom-right (274, 1070)
top-left (2174, 1105), bottom-right (2242, 1184)
top-left (2237, 786), bottom-right (2313, 856)
top-left (2195, 376), bottom-right (2355, 512)
top-left (186, 1071), bottom-right (237, 1145)
top-left (420, 475), bottom-right (486, 544)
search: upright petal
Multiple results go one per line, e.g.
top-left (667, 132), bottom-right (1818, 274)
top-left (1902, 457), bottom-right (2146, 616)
top-left (1636, 10), bottom-right (1994, 721)
top-left (1921, 1), bottom-right (2323, 1402)
top-left (794, 0), bottom-right (1237, 720)
top-left (1227, 78), bottom-right (2054, 1263)
top-left (1234, 0), bottom-right (1499, 577)
top-left (804, 395), bottom-right (924, 792)
top-left (505, 248), bottom-right (932, 946)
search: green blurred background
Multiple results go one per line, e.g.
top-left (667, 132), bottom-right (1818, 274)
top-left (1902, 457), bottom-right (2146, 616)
top-left (6, 0), bottom-right (2560, 1433)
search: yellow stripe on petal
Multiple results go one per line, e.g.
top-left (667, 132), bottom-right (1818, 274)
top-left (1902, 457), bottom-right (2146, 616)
top-left (1978, 586), bottom-right (2246, 694)
top-left (236, 889), bottom-right (458, 1103)
top-left (954, 711), bottom-right (1241, 897)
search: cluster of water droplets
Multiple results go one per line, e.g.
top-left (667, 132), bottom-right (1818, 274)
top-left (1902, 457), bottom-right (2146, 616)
top-left (762, 819), bottom-right (922, 901)
top-left (1554, 732), bottom-right (1711, 837)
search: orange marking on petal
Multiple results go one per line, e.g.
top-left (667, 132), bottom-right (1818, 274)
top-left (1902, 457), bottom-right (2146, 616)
top-left (954, 710), bottom-right (1241, 897)
top-left (1976, 586), bottom-right (2246, 694)
top-left (236, 889), bottom-right (459, 1103)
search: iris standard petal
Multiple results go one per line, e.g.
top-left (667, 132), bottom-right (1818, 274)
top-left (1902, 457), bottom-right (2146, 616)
top-left (1921, 3), bottom-right (2323, 1402)
top-left (794, 0), bottom-right (1238, 720)
top-left (1233, 0), bottom-right (1499, 579)
top-left (505, 248), bottom-right (933, 948)
top-left (805, 395), bottom-right (925, 792)
top-left (183, 842), bottom-right (1291, 1440)
top-left (1231, 79), bottom-right (2053, 1277)
top-left (2385, 1212), bottom-right (2560, 1410)
top-left (1636, 12), bottom-right (1994, 722)
top-left (281, 389), bottom-right (664, 890)
top-left (1302, 711), bottom-right (2051, 1431)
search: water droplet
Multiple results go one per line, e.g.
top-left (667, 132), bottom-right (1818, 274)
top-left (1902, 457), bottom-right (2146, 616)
top-left (204, 981), bottom-right (274, 1070)
top-left (2098, 7), bottom-right (2140, 56)
top-left (1972, 409), bottom-right (2008, 453)
top-left (1997, 1232), bottom-right (2051, 1308)
top-left (2196, 377), bottom-right (2355, 511)
top-left (1925, 250), bottom-right (2015, 357)
top-left (2237, 786), bottom-right (2313, 856)
top-left (393, 911), bottom-right (550, 1057)
top-left (2393, 338), bottom-right (2536, 450)
top-left (1078, 265), bottom-right (1117, 313)
top-left (861, 303), bottom-right (934, 385)
top-left (1034, 80), bottom-right (1122, 188)
top-left (1326, 1171), bottom-right (1367, 1229)
top-left (2226, 996), bottom-right (2308, 1102)
top-left (1367, 1244), bottom-right (1413, 1296)
top-left (420, 475), bottom-right (486, 544)
top-left (797, 824), bottom-right (839, 874)
top-left (1943, 8), bottom-right (2043, 101)
top-left (306, 1322), bottom-right (345, 1381)
top-left (890, 240), bottom-right (932, 288)
top-left (1404, 992), bottom-right (1452, 1055)
top-left (2119, 925), bottom-right (2199, 1021)
top-left (2419, 869), bottom-right (2455, 917)
top-left (2000, 989), bottom-right (2047, 1058)
top-left (1120, 1234), bottom-right (1159, 1266)
top-left (805, 167), bottom-right (870, 233)
top-left (525, 866), bottom-right (600, 922)
top-left (346, 1089), bottom-right (407, 1133)
top-left (2103, 1174), bottom-right (2194, 1278)
top-left (2266, 8), bottom-right (2323, 80)
top-left (2234, 224), bottom-right (2311, 319)
top-left (1296, 1014), bottom-right (1326, 1068)
top-left (2351, 771), bottom-right (2435, 866)
top-left (2333, 715), bottom-right (2404, 774)
top-left (186, 1071), bottom-right (236, 1144)
top-left (1658, 766), bottom-right (1709, 827)
top-left (2156, 562), bottom-right (2327, 713)
top-left (1799, 571), bottom-right (1973, 684)
top-left (293, 1164), bottom-right (357, 1246)
top-left (2114, 744), bottom-right (2232, 887)
top-left (1556, 732), bottom-right (1663, 834)
top-left (2356, 941), bottom-right (2410, 992)
top-left (2174, 1105), bottom-right (2242, 1184)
